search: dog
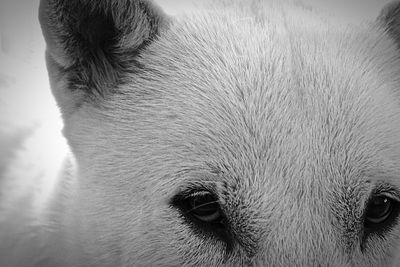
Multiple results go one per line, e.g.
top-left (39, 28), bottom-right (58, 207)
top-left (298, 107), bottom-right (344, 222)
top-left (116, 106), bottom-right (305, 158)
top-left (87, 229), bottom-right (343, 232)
top-left (2, 0), bottom-right (400, 265)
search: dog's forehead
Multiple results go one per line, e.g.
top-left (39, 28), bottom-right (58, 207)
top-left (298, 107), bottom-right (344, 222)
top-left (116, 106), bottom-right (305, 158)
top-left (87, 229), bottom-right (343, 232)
top-left (110, 3), bottom-right (400, 199)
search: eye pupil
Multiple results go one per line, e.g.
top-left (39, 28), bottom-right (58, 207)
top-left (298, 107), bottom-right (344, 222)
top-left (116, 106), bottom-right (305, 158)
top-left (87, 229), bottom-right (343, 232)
top-left (171, 189), bottom-right (233, 248)
top-left (362, 190), bottom-right (400, 242)
top-left (189, 192), bottom-right (222, 223)
top-left (365, 196), bottom-right (393, 224)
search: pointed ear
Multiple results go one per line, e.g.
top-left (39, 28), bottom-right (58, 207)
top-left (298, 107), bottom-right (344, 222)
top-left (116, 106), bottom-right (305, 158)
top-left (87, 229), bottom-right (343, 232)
top-left (39, 0), bottom-right (168, 113)
top-left (378, 1), bottom-right (400, 47)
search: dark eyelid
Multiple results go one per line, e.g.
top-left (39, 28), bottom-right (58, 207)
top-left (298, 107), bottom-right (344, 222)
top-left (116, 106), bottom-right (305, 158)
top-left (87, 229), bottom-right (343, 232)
top-left (172, 184), bottom-right (219, 201)
top-left (370, 183), bottom-right (400, 201)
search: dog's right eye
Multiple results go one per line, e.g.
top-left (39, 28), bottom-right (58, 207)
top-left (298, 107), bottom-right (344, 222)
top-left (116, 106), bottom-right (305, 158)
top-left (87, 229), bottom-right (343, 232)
top-left (172, 190), bottom-right (225, 226)
top-left (171, 189), bottom-right (232, 246)
top-left (186, 191), bottom-right (223, 223)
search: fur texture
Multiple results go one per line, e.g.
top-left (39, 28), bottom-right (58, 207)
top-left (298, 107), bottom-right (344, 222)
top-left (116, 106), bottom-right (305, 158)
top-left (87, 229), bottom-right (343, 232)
top-left (2, 0), bottom-right (400, 266)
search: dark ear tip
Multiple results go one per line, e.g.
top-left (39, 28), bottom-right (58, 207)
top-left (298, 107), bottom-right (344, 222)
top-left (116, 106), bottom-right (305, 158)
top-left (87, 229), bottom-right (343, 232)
top-left (39, 0), bottom-right (71, 66)
top-left (38, 0), bottom-right (51, 46)
top-left (40, 0), bottom-right (169, 101)
top-left (378, 1), bottom-right (400, 48)
top-left (379, 1), bottom-right (400, 24)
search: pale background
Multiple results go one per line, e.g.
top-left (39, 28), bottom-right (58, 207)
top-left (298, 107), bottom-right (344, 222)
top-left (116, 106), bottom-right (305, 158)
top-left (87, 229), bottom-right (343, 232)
top-left (0, 0), bottom-right (394, 198)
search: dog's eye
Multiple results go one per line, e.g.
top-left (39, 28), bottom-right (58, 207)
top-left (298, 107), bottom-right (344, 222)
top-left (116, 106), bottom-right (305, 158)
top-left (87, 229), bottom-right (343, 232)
top-left (365, 196), bottom-right (393, 224)
top-left (174, 191), bottom-right (224, 224)
top-left (187, 191), bottom-right (222, 223)
top-left (171, 189), bottom-right (232, 246)
top-left (364, 194), bottom-right (400, 236)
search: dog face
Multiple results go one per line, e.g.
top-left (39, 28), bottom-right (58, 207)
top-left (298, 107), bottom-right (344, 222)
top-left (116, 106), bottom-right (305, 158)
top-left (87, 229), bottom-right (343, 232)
top-left (40, 0), bottom-right (400, 265)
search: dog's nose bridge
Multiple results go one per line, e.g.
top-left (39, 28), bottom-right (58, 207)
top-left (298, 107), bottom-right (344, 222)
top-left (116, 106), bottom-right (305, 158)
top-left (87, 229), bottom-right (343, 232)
top-left (244, 192), bottom-right (340, 265)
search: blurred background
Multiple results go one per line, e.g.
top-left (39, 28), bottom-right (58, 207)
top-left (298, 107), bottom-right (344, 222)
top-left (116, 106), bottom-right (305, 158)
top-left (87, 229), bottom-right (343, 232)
top-left (0, 0), bottom-right (394, 202)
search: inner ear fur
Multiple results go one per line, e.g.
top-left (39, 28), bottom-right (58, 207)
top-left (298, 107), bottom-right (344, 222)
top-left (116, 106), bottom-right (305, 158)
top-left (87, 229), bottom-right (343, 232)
top-left (39, 0), bottom-right (168, 100)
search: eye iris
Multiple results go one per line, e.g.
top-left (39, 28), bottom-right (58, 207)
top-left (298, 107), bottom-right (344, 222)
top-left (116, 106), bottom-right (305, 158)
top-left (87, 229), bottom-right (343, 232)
top-left (189, 192), bottom-right (221, 223)
top-left (171, 189), bottom-right (233, 248)
top-left (366, 196), bottom-right (392, 224)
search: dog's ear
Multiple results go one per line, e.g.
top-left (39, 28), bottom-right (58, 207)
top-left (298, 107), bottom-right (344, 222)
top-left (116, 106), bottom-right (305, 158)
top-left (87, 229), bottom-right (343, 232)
top-left (378, 1), bottom-right (400, 47)
top-left (39, 0), bottom-right (168, 113)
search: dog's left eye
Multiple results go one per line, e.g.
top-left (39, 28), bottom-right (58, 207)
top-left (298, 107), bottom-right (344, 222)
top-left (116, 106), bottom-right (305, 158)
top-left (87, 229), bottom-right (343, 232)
top-left (365, 196), bottom-right (393, 224)
top-left (364, 193), bottom-right (400, 237)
